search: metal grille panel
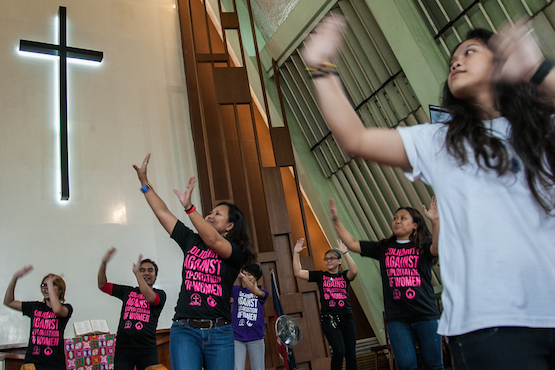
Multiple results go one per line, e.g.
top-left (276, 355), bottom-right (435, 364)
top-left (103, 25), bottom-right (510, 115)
top-left (414, 0), bottom-right (555, 59)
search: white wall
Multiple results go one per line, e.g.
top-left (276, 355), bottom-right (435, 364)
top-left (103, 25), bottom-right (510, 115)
top-left (0, 0), bottom-right (198, 344)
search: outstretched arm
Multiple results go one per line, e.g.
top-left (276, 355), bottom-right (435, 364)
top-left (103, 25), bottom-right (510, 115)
top-left (4, 265), bottom-right (33, 311)
top-left (98, 247), bottom-right (116, 289)
top-left (45, 275), bottom-right (69, 318)
top-left (301, 16), bottom-right (410, 169)
top-left (133, 154), bottom-right (178, 235)
top-left (238, 272), bottom-right (266, 299)
top-left (329, 199), bottom-right (361, 253)
top-left (133, 255), bottom-right (157, 304)
top-left (422, 196), bottom-right (439, 257)
top-left (173, 177), bottom-right (234, 259)
top-left (336, 239), bottom-right (358, 281)
top-left (292, 238), bottom-right (310, 281)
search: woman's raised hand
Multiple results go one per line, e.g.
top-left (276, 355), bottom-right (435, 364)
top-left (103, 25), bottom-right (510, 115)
top-left (132, 153), bottom-right (151, 184)
top-left (294, 238), bottom-right (306, 254)
top-left (300, 14), bottom-right (346, 68)
top-left (173, 176), bottom-right (196, 210)
top-left (13, 265), bottom-right (33, 279)
top-left (489, 19), bottom-right (544, 84)
top-left (422, 196), bottom-right (439, 222)
top-left (336, 239), bottom-right (348, 254)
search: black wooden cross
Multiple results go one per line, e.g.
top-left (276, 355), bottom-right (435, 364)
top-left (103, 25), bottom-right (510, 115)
top-left (20, 6), bottom-right (103, 200)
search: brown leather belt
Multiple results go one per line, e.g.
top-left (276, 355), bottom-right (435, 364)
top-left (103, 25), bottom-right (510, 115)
top-left (177, 318), bottom-right (231, 330)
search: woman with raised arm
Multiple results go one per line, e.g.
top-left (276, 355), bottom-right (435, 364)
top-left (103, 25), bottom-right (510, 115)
top-left (133, 154), bottom-right (256, 370)
top-left (330, 198), bottom-right (442, 370)
top-left (303, 17), bottom-right (555, 369)
top-left (4, 266), bottom-right (73, 370)
top-left (293, 237), bottom-right (358, 370)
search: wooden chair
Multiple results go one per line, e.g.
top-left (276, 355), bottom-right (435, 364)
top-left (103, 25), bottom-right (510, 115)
top-left (370, 311), bottom-right (394, 370)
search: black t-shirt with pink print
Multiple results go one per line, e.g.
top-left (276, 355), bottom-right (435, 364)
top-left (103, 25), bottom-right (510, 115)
top-left (22, 301), bottom-right (73, 370)
top-left (171, 220), bottom-right (248, 321)
top-left (308, 270), bottom-right (354, 315)
top-left (108, 284), bottom-right (166, 349)
top-left (360, 239), bottom-right (439, 323)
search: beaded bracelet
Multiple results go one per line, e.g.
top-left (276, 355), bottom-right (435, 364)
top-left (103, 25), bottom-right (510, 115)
top-left (307, 62), bottom-right (339, 79)
top-left (140, 181), bottom-right (153, 193)
top-left (185, 205), bottom-right (196, 214)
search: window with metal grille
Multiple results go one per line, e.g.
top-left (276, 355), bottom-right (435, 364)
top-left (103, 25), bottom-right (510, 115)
top-left (414, 0), bottom-right (554, 60)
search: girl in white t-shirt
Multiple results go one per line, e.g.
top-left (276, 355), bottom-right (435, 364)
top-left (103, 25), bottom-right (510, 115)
top-left (301, 17), bottom-right (555, 369)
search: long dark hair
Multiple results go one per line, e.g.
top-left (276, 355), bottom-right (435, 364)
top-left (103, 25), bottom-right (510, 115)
top-left (378, 207), bottom-right (430, 252)
top-left (218, 201), bottom-right (256, 264)
top-left (442, 29), bottom-right (555, 214)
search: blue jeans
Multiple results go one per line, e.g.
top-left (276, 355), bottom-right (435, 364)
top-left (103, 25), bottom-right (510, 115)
top-left (387, 320), bottom-right (444, 370)
top-left (448, 327), bottom-right (555, 370)
top-left (170, 321), bottom-right (234, 370)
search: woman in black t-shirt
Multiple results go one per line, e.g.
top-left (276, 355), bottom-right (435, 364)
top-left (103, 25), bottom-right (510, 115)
top-left (331, 197), bottom-right (443, 370)
top-left (133, 154), bottom-right (255, 370)
top-left (293, 236), bottom-right (358, 370)
top-left (4, 266), bottom-right (73, 370)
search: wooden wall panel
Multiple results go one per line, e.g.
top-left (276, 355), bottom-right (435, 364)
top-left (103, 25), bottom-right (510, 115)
top-left (237, 104), bottom-right (273, 253)
top-left (303, 291), bottom-right (330, 359)
top-left (291, 314), bottom-right (312, 363)
top-left (213, 67), bottom-right (251, 104)
top-left (262, 167), bottom-right (291, 235)
top-left (258, 251), bottom-right (278, 263)
top-left (196, 53), bottom-right (228, 62)
top-left (177, 0), bottom-right (212, 212)
top-left (254, 104), bottom-right (276, 168)
top-left (220, 103), bottom-right (248, 202)
top-left (279, 293), bottom-right (304, 314)
top-left (190, 0), bottom-right (210, 54)
top-left (198, 63), bottom-right (231, 201)
top-left (272, 234), bottom-right (296, 295)
top-left (281, 166), bottom-right (305, 240)
top-left (270, 127), bottom-right (295, 167)
top-left (221, 12), bottom-right (239, 29)
top-left (311, 357), bottom-right (332, 369)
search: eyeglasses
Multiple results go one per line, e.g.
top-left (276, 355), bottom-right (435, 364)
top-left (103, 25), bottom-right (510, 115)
top-left (323, 257), bottom-right (339, 262)
top-left (40, 283), bottom-right (48, 288)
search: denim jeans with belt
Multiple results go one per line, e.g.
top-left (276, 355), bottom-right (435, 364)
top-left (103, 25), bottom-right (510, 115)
top-left (170, 320), bottom-right (234, 370)
top-left (386, 319), bottom-right (444, 370)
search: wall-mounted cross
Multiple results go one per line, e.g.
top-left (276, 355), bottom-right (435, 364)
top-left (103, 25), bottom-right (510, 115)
top-left (20, 6), bottom-right (103, 201)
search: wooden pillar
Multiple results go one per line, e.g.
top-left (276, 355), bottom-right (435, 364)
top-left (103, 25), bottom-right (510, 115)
top-left (176, 0), bottom-right (333, 368)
